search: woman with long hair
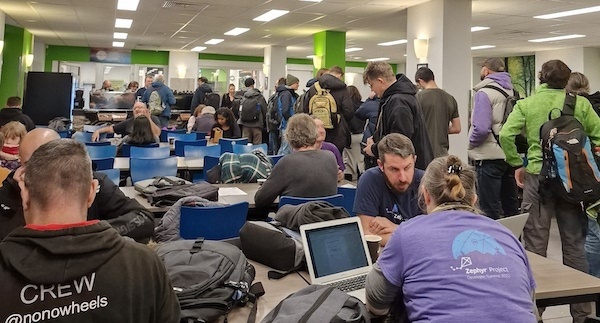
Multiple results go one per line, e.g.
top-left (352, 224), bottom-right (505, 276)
top-left (121, 115), bottom-right (159, 146)
top-left (221, 84), bottom-right (236, 109)
top-left (213, 108), bottom-right (241, 139)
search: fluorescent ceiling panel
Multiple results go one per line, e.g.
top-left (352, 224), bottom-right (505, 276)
top-left (378, 39), bottom-right (407, 46)
top-left (253, 10), bottom-right (289, 22)
top-left (345, 47), bottom-right (363, 52)
top-left (115, 18), bottom-right (133, 29)
top-left (534, 6), bottom-right (600, 19)
top-left (113, 32), bottom-right (128, 39)
top-left (471, 26), bottom-right (490, 32)
top-left (224, 28), bottom-right (249, 36)
top-left (191, 46), bottom-right (207, 52)
top-left (205, 39), bottom-right (224, 45)
top-left (117, 0), bottom-right (140, 11)
top-left (112, 41), bottom-right (125, 47)
top-left (471, 45), bottom-right (496, 50)
top-left (528, 34), bottom-right (586, 42)
top-left (366, 57), bottom-right (390, 61)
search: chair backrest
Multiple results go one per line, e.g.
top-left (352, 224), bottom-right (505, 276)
top-left (91, 157), bottom-right (115, 171)
top-left (180, 202), bottom-right (249, 240)
top-left (191, 131), bottom-right (208, 140)
top-left (160, 129), bottom-right (187, 142)
top-left (97, 168), bottom-right (120, 186)
top-left (268, 154), bottom-right (284, 165)
top-left (337, 186), bottom-right (357, 216)
top-left (85, 144), bottom-right (117, 159)
top-left (130, 156), bottom-right (178, 183)
top-left (174, 139), bottom-right (207, 156)
top-left (120, 143), bottom-right (159, 157)
top-left (73, 131), bottom-right (106, 143)
top-left (219, 138), bottom-right (248, 153)
top-left (168, 132), bottom-right (197, 142)
top-left (184, 144), bottom-right (221, 158)
top-left (57, 130), bottom-right (71, 138)
top-left (278, 194), bottom-right (345, 209)
top-left (83, 125), bottom-right (104, 132)
top-left (232, 143), bottom-right (268, 155)
top-left (84, 141), bottom-right (111, 146)
top-left (203, 155), bottom-right (220, 182)
top-left (130, 146), bottom-right (170, 158)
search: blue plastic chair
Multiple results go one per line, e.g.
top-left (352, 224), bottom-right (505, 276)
top-left (268, 154), bottom-right (284, 165)
top-left (278, 194), bottom-right (345, 209)
top-left (91, 157), bottom-right (115, 171)
top-left (191, 131), bottom-right (208, 140)
top-left (168, 132), bottom-right (197, 143)
top-left (337, 186), bottom-right (357, 216)
top-left (85, 144), bottom-right (117, 159)
top-left (130, 156), bottom-right (178, 183)
top-left (219, 138), bottom-right (248, 153)
top-left (232, 143), bottom-right (268, 155)
top-left (84, 141), bottom-right (111, 146)
top-left (203, 156), bottom-right (220, 182)
top-left (130, 146), bottom-right (170, 158)
top-left (83, 125), bottom-right (105, 132)
top-left (160, 129), bottom-right (187, 142)
top-left (58, 130), bottom-right (71, 138)
top-left (180, 202), bottom-right (249, 240)
top-left (97, 168), bottom-right (120, 186)
top-left (174, 139), bottom-right (207, 157)
top-left (120, 143), bottom-right (159, 157)
top-left (184, 145), bottom-right (221, 158)
top-left (73, 131), bottom-right (106, 143)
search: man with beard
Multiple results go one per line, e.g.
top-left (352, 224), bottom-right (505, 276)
top-left (354, 133), bottom-right (423, 246)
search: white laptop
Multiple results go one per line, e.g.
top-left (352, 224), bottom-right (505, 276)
top-left (497, 213), bottom-right (529, 238)
top-left (299, 217), bottom-right (373, 303)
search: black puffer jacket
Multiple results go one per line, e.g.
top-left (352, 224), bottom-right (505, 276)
top-left (583, 91), bottom-right (600, 117)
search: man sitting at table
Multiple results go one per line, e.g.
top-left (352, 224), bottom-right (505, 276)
top-left (0, 128), bottom-right (155, 243)
top-left (354, 133), bottom-right (423, 246)
top-left (91, 102), bottom-right (161, 142)
top-left (254, 113), bottom-right (338, 208)
top-left (0, 139), bottom-right (180, 322)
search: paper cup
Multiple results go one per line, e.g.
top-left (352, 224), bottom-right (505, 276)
top-left (365, 234), bottom-right (382, 263)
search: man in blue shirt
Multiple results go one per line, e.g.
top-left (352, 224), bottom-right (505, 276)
top-left (354, 133), bottom-right (424, 246)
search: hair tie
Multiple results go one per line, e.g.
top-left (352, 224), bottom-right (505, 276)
top-left (448, 164), bottom-right (462, 175)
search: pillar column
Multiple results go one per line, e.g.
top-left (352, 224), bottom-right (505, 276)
top-left (313, 30), bottom-right (346, 73)
top-left (264, 45), bottom-right (286, 96)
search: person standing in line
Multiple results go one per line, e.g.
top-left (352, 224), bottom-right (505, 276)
top-left (190, 76), bottom-right (212, 113)
top-left (222, 83), bottom-right (236, 109)
top-left (141, 74), bottom-right (176, 128)
top-left (237, 78), bottom-right (268, 145)
top-left (344, 85), bottom-right (365, 181)
top-left (276, 74), bottom-right (300, 155)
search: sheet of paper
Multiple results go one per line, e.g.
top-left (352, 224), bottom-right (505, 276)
top-left (339, 183), bottom-right (356, 188)
top-left (218, 187), bottom-right (248, 196)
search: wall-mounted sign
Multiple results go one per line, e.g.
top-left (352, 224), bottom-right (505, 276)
top-left (90, 48), bottom-right (131, 64)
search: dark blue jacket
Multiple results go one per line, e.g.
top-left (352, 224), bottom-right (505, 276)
top-left (142, 82), bottom-right (176, 118)
top-left (355, 97), bottom-right (379, 142)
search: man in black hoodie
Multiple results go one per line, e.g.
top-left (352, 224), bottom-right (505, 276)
top-left (190, 76), bottom-right (213, 112)
top-left (0, 139), bottom-right (180, 322)
top-left (362, 62), bottom-right (433, 170)
top-left (0, 97), bottom-right (35, 131)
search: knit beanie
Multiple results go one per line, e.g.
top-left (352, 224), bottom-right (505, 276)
top-left (286, 74), bottom-right (299, 86)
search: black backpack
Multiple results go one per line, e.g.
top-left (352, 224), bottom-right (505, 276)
top-left (540, 93), bottom-right (600, 204)
top-left (204, 92), bottom-right (221, 109)
top-left (240, 95), bottom-right (263, 122)
top-left (266, 93), bottom-right (281, 131)
top-left (157, 239), bottom-right (264, 323)
top-left (483, 84), bottom-right (528, 153)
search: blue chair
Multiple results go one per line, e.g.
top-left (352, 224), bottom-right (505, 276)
top-left (174, 139), bottom-right (207, 157)
top-left (130, 146), bottom-right (170, 158)
top-left (232, 143), bottom-right (268, 155)
top-left (84, 141), bottom-right (111, 146)
top-left (168, 132), bottom-right (197, 143)
top-left (97, 168), bottom-right (120, 186)
top-left (219, 138), bottom-right (248, 153)
top-left (191, 131), bottom-right (208, 140)
top-left (278, 194), bottom-right (345, 209)
top-left (83, 125), bottom-right (105, 132)
top-left (130, 156), bottom-right (178, 183)
top-left (91, 157), bottom-right (115, 171)
top-left (58, 130), bottom-right (71, 138)
top-left (73, 131), bottom-right (106, 143)
top-left (160, 129), bottom-right (187, 142)
top-left (184, 145), bottom-right (221, 158)
top-left (268, 154), bottom-right (284, 165)
top-left (203, 156), bottom-right (220, 182)
top-left (180, 202), bottom-right (249, 240)
top-left (120, 143), bottom-right (159, 157)
top-left (337, 186), bottom-right (357, 216)
top-left (85, 144), bottom-right (117, 159)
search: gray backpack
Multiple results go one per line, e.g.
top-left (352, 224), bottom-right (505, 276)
top-left (156, 239), bottom-right (263, 323)
top-left (261, 284), bottom-right (370, 323)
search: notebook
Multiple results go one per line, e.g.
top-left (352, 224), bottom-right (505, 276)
top-left (497, 213), bottom-right (529, 238)
top-left (299, 217), bottom-right (373, 303)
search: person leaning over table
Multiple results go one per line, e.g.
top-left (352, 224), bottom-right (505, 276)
top-left (366, 155), bottom-right (537, 323)
top-left (254, 113), bottom-right (338, 208)
top-left (91, 101), bottom-right (161, 142)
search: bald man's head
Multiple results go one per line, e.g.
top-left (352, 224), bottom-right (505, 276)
top-left (20, 128), bottom-right (60, 164)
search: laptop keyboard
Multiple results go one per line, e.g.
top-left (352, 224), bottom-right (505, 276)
top-left (327, 275), bottom-right (366, 293)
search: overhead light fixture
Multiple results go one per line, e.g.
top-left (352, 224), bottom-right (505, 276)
top-left (117, 0), bottom-right (140, 11)
top-left (471, 26), bottom-right (490, 32)
top-left (113, 32), bottom-right (128, 39)
top-left (414, 39), bottom-right (429, 59)
top-left (366, 57), bottom-right (390, 62)
top-left (471, 45), bottom-right (496, 50)
top-left (112, 41), bottom-right (125, 47)
top-left (205, 38), bottom-right (224, 45)
top-left (528, 34), bottom-right (586, 42)
top-left (191, 46), bottom-right (207, 52)
top-left (253, 10), bottom-right (289, 22)
top-left (345, 47), bottom-right (363, 53)
top-left (534, 6), bottom-right (600, 19)
top-left (224, 27), bottom-right (249, 36)
top-left (377, 39), bottom-right (407, 46)
top-left (115, 18), bottom-right (133, 29)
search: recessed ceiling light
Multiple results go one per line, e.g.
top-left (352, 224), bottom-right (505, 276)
top-left (471, 26), bottom-right (490, 32)
top-left (534, 6), bottom-right (600, 19)
top-left (117, 0), bottom-right (140, 11)
top-left (528, 34), bottom-right (586, 42)
top-left (253, 10), bottom-right (289, 22)
top-left (205, 39), bottom-right (224, 45)
top-left (113, 32), bottom-right (128, 39)
top-left (377, 39), bottom-right (407, 46)
top-left (366, 57), bottom-right (390, 62)
top-left (224, 28), bottom-right (250, 36)
top-left (112, 41), bottom-right (125, 47)
top-left (191, 46), bottom-right (207, 52)
top-left (471, 45), bottom-right (496, 50)
top-left (115, 18), bottom-right (133, 29)
top-left (345, 47), bottom-right (363, 53)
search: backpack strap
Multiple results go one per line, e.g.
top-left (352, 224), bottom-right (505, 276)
top-left (563, 92), bottom-right (577, 116)
top-left (314, 81), bottom-right (323, 94)
top-left (482, 84), bottom-right (510, 98)
top-left (246, 282), bottom-right (265, 323)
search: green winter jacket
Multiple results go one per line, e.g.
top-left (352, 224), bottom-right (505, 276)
top-left (499, 84), bottom-right (600, 175)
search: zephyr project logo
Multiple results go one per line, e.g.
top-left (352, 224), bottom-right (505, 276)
top-left (450, 230), bottom-right (511, 279)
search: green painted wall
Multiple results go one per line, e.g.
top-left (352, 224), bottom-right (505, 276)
top-left (313, 30), bottom-right (346, 73)
top-left (131, 50), bottom-right (169, 65)
top-left (45, 46), bottom-right (169, 71)
top-left (0, 25), bottom-right (27, 106)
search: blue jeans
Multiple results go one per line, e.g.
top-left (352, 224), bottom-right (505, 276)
top-left (277, 129), bottom-right (292, 155)
top-left (586, 218), bottom-right (600, 278)
top-left (268, 130), bottom-right (280, 155)
top-left (475, 159), bottom-right (519, 220)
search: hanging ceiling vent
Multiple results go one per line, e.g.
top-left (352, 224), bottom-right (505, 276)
top-left (162, 1), bottom-right (207, 10)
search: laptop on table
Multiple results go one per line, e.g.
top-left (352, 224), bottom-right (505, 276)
top-left (299, 217), bottom-right (373, 303)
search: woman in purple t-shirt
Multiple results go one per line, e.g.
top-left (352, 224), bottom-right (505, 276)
top-left (365, 155), bottom-right (537, 322)
top-left (313, 117), bottom-right (344, 182)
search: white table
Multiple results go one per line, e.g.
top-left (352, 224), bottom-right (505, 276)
top-left (114, 156), bottom-right (204, 171)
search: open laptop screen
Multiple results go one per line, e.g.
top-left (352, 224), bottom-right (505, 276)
top-left (305, 221), bottom-right (369, 278)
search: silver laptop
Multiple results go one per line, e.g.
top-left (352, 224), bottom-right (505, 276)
top-left (300, 217), bottom-right (373, 303)
top-left (497, 213), bottom-right (529, 238)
